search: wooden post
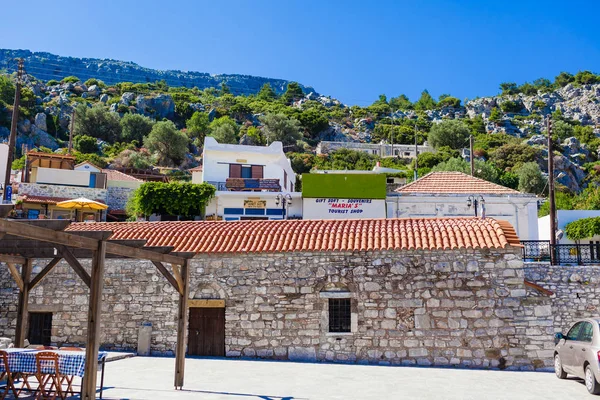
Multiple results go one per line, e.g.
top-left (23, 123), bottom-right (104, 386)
top-left (174, 259), bottom-right (190, 389)
top-left (82, 240), bottom-right (106, 400)
top-left (15, 259), bottom-right (32, 347)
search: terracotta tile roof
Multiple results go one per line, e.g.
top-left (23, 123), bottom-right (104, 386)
top-left (188, 165), bottom-right (203, 172)
top-left (65, 217), bottom-right (520, 254)
top-left (21, 195), bottom-right (72, 205)
top-left (101, 169), bottom-right (142, 182)
top-left (396, 172), bottom-right (521, 195)
top-left (21, 195), bottom-right (106, 205)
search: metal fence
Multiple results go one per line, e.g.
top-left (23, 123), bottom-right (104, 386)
top-left (521, 240), bottom-right (600, 265)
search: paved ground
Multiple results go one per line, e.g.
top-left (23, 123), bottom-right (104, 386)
top-left (89, 356), bottom-right (591, 400)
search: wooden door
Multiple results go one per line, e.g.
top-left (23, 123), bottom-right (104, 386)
top-left (188, 307), bottom-right (225, 356)
top-left (28, 312), bottom-right (52, 345)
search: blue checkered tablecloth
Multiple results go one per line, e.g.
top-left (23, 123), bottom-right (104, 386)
top-left (1, 349), bottom-right (107, 377)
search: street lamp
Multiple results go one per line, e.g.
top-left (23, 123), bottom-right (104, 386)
top-left (275, 193), bottom-right (292, 220)
top-left (466, 195), bottom-right (485, 218)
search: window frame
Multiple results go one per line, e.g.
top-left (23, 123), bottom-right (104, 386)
top-left (566, 321), bottom-right (584, 341)
top-left (578, 321), bottom-right (594, 343)
top-left (328, 298), bottom-right (351, 333)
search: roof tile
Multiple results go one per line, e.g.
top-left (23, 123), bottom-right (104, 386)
top-left (66, 217), bottom-right (520, 254)
top-left (396, 172), bottom-right (521, 195)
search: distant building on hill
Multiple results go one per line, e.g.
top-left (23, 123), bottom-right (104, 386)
top-left (316, 141), bottom-right (434, 158)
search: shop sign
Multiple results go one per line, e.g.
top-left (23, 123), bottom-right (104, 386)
top-left (244, 199), bottom-right (267, 208)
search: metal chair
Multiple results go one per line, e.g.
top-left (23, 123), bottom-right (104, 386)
top-left (35, 351), bottom-right (65, 400)
top-left (0, 350), bottom-right (19, 400)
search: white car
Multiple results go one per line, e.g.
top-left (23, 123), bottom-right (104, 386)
top-left (554, 318), bottom-right (600, 395)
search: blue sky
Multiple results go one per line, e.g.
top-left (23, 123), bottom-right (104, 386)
top-left (0, 0), bottom-right (598, 105)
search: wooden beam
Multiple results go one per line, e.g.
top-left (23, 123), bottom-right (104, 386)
top-left (82, 240), bottom-right (106, 400)
top-left (6, 262), bottom-right (24, 291)
top-left (15, 259), bottom-right (32, 347)
top-left (151, 261), bottom-right (182, 294)
top-left (171, 264), bottom-right (184, 296)
top-left (174, 259), bottom-right (190, 390)
top-left (188, 299), bottom-right (225, 308)
top-left (0, 254), bottom-right (27, 264)
top-left (29, 257), bottom-right (62, 290)
top-left (58, 245), bottom-right (91, 288)
top-left (0, 219), bottom-right (98, 250)
top-left (0, 218), bottom-right (188, 264)
top-left (11, 219), bottom-right (71, 231)
top-left (105, 242), bottom-right (186, 265)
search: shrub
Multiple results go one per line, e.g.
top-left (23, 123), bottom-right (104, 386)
top-left (500, 100), bottom-right (523, 113)
top-left (73, 135), bottom-right (98, 153)
top-left (46, 79), bottom-right (59, 86)
top-left (61, 76), bottom-right (80, 84)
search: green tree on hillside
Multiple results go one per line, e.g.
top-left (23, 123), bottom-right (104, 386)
top-left (186, 111), bottom-right (210, 146)
top-left (260, 113), bottom-right (302, 146)
top-left (427, 120), bottom-right (470, 149)
top-left (220, 81), bottom-right (231, 95)
top-left (414, 90), bottom-right (436, 110)
top-left (282, 82), bottom-right (304, 105)
top-left (120, 113), bottom-right (154, 143)
top-left (431, 157), bottom-right (499, 183)
top-left (297, 108), bottom-right (329, 138)
top-left (0, 76), bottom-right (14, 105)
top-left (499, 82), bottom-right (519, 95)
top-left (257, 83), bottom-right (278, 101)
top-left (209, 116), bottom-right (238, 144)
top-left (143, 121), bottom-right (189, 166)
top-left (73, 135), bottom-right (98, 154)
top-left (554, 72), bottom-right (575, 87)
top-left (389, 94), bottom-right (412, 110)
top-left (74, 105), bottom-right (122, 142)
top-left (515, 162), bottom-right (546, 194)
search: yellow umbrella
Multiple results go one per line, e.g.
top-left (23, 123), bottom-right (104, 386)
top-left (56, 197), bottom-right (108, 211)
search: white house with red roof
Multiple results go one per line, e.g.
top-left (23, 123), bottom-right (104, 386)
top-left (389, 171), bottom-right (539, 240)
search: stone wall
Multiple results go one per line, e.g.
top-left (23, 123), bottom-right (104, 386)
top-left (525, 263), bottom-right (600, 334)
top-left (106, 186), bottom-right (135, 210)
top-left (19, 183), bottom-right (107, 203)
top-left (0, 247), bottom-right (556, 369)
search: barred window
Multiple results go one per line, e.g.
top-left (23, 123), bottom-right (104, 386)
top-left (328, 298), bottom-right (351, 333)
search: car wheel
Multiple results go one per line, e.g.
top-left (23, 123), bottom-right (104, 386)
top-left (554, 354), bottom-right (567, 379)
top-left (586, 365), bottom-right (600, 395)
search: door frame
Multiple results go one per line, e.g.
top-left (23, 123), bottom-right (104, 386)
top-left (187, 299), bottom-right (226, 357)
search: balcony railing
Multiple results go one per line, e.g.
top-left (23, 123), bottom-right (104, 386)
top-left (206, 181), bottom-right (227, 191)
top-left (225, 178), bottom-right (281, 192)
top-left (521, 240), bottom-right (600, 265)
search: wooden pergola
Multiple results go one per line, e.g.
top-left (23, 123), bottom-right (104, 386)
top-left (0, 219), bottom-right (194, 399)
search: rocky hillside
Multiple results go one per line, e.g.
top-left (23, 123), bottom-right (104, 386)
top-left (0, 49), bottom-right (317, 96)
top-left (0, 50), bottom-right (599, 199)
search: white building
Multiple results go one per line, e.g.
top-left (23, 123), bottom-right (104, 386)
top-left (388, 171), bottom-right (539, 240)
top-left (538, 210), bottom-right (600, 244)
top-left (201, 137), bottom-right (301, 221)
top-left (316, 141), bottom-right (434, 158)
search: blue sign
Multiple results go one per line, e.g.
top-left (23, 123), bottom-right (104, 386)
top-left (5, 185), bottom-right (12, 202)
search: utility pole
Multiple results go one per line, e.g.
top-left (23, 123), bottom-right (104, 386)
top-left (68, 109), bottom-right (76, 154)
top-left (469, 135), bottom-right (475, 176)
top-left (414, 121), bottom-right (418, 181)
top-left (3, 59), bottom-right (23, 202)
top-left (547, 116), bottom-right (557, 265)
top-left (390, 113), bottom-right (394, 158)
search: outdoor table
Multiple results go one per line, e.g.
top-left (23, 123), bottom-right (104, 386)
top-left (1, 348), bottom-right (108, 397)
